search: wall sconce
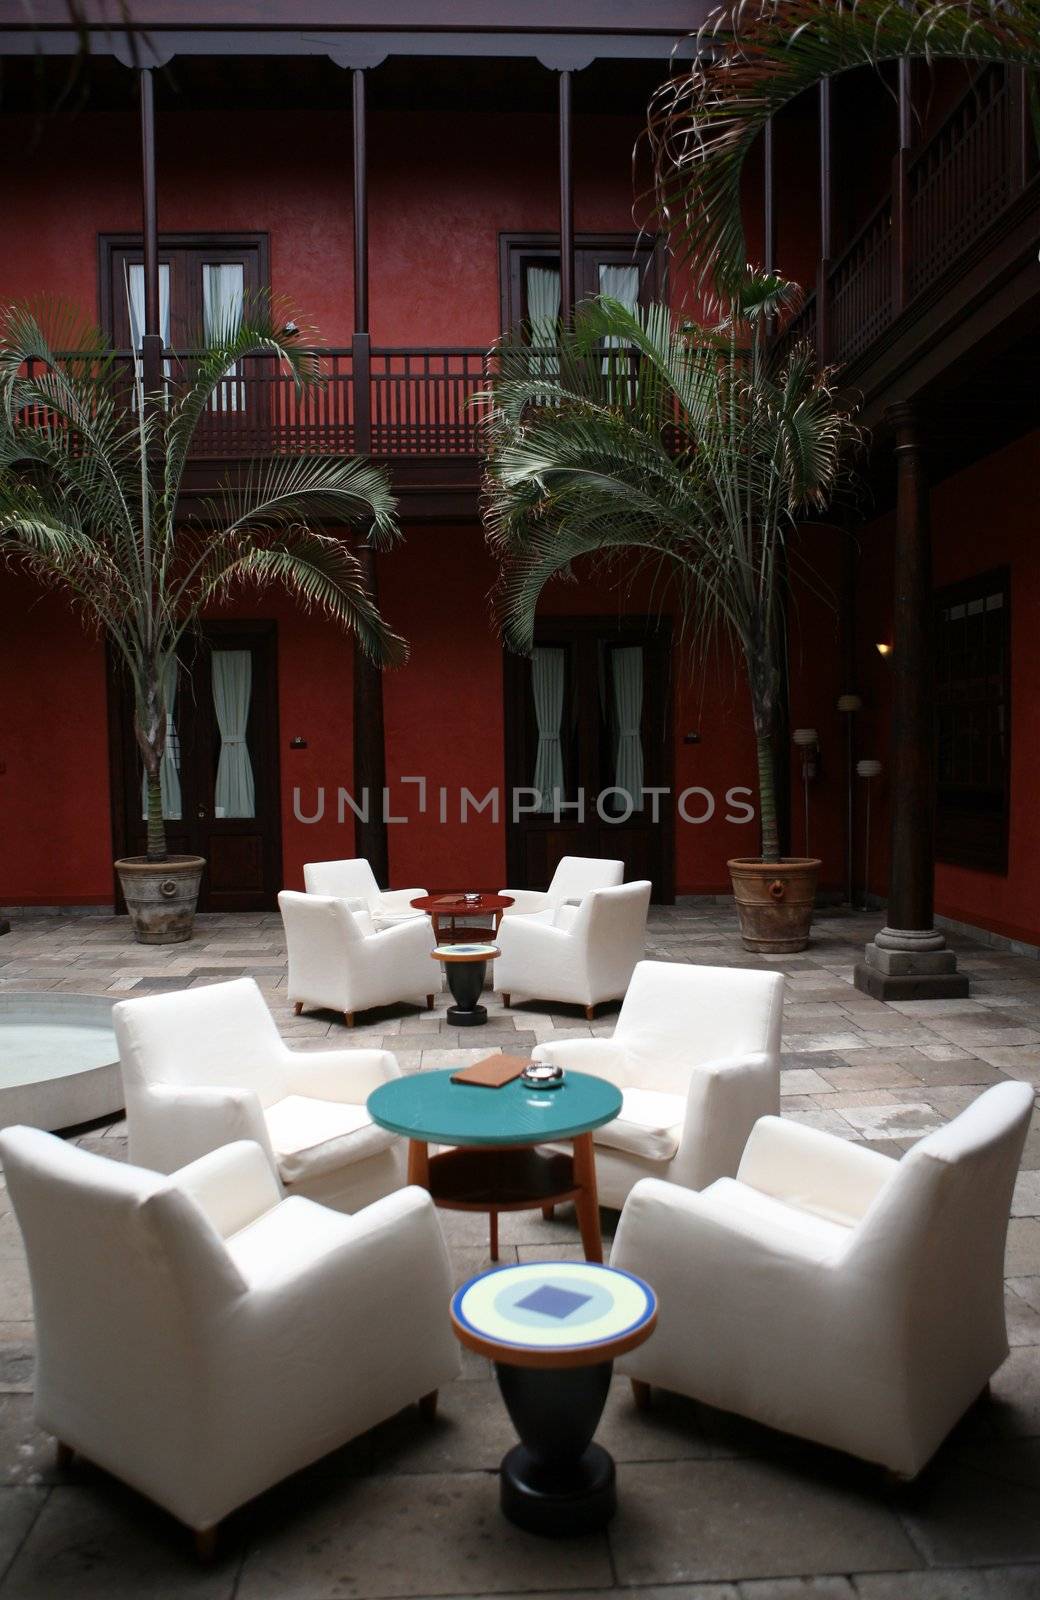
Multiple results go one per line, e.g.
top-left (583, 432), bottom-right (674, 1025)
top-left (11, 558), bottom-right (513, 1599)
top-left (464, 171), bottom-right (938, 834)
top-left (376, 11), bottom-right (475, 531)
top-left (857, 759), bottom-right (883, 910)
top-left (792, 728), bottom-right (819, 856)
top-left (876, 641), bottom-right (893, 658)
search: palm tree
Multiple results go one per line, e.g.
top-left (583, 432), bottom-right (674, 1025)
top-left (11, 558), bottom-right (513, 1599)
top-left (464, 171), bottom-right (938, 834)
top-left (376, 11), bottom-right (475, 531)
top-left (647, 0), bottom-right (1040, 293)
top-left (481, 276), bottom-right (862, 864)
top-left (0, 299), bottom-right (405, 864)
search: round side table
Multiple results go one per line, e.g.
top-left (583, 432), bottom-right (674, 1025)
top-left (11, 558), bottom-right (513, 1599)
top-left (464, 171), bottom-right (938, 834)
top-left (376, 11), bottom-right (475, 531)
top-left (432, 941), bottom-right (499, 1026)
top-left (451, 1260), bottom-right (656, 1536)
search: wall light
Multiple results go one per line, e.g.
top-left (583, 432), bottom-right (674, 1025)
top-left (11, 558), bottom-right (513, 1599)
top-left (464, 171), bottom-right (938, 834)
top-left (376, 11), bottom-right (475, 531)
top-left (876, 642), bottom-right (893, 658)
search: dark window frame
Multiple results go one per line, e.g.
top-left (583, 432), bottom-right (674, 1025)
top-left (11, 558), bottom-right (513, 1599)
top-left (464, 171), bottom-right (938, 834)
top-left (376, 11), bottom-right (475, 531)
top-left (498, 231), bottom-right (666, 333)
top-left (98, 232), bottom-right (270, 348)
top-left (933, 565), bottom-right (1011, 875)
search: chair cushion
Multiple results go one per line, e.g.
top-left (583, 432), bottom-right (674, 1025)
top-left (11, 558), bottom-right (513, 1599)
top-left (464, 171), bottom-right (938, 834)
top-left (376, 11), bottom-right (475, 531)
top-left (224, 1194), bottom-right (354, 1286)
top-left (593, 1088), bottom-right (686, 1162)
top-left (264, 1095), bottom-right (397, 1184)
top-left (705, 1176), bottom-right (854, 1253)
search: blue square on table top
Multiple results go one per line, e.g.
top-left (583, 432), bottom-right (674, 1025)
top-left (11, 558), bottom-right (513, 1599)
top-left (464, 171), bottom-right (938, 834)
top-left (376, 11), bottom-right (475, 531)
top-left (516, 1283), bottom-right (592, 1320)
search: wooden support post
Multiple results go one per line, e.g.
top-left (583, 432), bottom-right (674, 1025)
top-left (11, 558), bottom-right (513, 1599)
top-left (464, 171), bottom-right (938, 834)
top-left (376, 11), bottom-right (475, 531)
top-left (138, 67), bottom-right (163, 396)
top-left (558, 69), bottom-right (574, 323)
top-left (891, 60), bottom-right (913, 314)
top-left (854, 405), bottom-right (967, 1001)
top-left (350, 65), bottom-right (389, 885)
top-left (817, 80), bottom-right (833, 363)
top-left (1009, 66), bottom-right (1034, 191)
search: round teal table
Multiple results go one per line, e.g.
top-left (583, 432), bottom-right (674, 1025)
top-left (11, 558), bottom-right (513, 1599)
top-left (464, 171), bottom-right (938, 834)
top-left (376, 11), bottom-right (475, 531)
top-left (367, 1068), bottom-right (622, 1262)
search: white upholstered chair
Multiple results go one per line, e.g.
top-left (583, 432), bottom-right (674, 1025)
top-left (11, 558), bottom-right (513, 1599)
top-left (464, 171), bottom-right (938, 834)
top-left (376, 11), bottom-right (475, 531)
top-left (611, 1080), bottom-right (1035, 1478)
top-left (303, 857), bottom-right (427, 930)
top-left (495, 879), bottom-right (651, 1019)
top-left (116, 975), bottom-right (406, 1212)
top-left (0, 1127), bottom-right (459, 1556)
top-left (280, 889), bottom-right (435, 1027)
top-left (499, 854), bottom-right (624, 917)
top-left (530, 960), bottom-right (783, 1209)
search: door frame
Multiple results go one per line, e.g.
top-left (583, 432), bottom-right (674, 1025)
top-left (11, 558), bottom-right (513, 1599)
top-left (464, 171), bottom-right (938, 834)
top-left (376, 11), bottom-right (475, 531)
top-left (502, 613), bottom-right (675, 902)
top-left (98, 232), bottom-right (270, 345)
top-left (106, 619), bottom-right (283, 912)
top-left (498, 231), bottom-right (667, 333)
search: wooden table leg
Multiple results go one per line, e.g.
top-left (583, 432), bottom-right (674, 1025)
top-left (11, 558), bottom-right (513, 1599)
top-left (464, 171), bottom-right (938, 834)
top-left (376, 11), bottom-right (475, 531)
top-left (571, 1132), bottom-right (603, 1263)
top-left (489, 1208), bottom-right (499, 1262)
top-left (407, 1139), bottom-right (430, 1188)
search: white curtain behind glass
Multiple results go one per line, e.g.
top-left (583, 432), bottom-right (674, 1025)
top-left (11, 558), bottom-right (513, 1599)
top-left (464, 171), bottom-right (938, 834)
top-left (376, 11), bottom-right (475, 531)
top-left (127, 263), bottom-right (171, 399)
top-left (531, 646), bottom-right (565, 814)
top-left (212, 650), bottom-right (255, 818)
top-left (598, 263), bottom-right (640, 375)
top-left (203, 263), bottom-right (245, 411)
top-left (611, 646), bottom-right (644, 811)
top-left (140, 657), bottom-right (182, 822)
top-left (527, 264), bottom-right (561, 383)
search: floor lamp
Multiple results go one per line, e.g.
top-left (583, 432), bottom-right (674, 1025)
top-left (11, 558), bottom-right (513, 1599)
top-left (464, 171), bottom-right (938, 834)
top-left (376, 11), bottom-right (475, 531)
top-left (857, 759), bottom-right (882, 911)
top-left (837, 694), bottom-right (863, 905)
top-left (792, 729), bottom-right (819, 856)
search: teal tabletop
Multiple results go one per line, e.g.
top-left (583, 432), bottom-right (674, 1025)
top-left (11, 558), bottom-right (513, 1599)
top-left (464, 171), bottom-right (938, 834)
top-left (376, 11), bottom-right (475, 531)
top-left (367, 1067), bottom-right (622, 1147)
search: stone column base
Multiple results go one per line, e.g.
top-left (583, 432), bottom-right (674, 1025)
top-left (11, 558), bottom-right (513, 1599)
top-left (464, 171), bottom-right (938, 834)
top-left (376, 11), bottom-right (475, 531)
top-left (854, 931), bottom-right (968, 1001)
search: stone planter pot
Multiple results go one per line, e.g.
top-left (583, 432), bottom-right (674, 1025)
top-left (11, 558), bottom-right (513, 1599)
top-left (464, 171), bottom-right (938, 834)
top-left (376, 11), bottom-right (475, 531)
top-left (114, 855), bottom-right (206, 945)
top-left (727, 856), bottom-right (821, 955)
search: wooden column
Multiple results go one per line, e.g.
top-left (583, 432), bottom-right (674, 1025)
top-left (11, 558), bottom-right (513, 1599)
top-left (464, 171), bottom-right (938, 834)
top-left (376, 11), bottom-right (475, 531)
top-left (1010, 67), bottom-right (1034, 191)
top-left (350, 64), bottom-right (388, 886)
top-left (558, 69), bottom-right (575, 322)
top-left (891, 60), bottom-right (913, 313)
top-left (763, 116), bottom-right (776, 274)
top-left (816, 79), bottom-right (833, 363)
top-left (854, 405), bottom-right (966, 999)
top-left (138, 67), bottom-right (163, 395)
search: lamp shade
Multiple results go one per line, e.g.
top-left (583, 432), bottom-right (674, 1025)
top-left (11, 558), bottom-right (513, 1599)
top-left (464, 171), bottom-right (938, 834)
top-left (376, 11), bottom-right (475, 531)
top-left (857, 759), bottom-right (882, 778)
top-left (837, 694), bottom-right (863, 712)
top-left (793, 728), bottom-right (818, 747)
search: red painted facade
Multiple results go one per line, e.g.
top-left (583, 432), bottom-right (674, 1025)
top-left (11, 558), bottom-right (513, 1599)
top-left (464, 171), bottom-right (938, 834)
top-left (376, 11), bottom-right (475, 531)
top-left (1, 42), bottom-right (1037, 948)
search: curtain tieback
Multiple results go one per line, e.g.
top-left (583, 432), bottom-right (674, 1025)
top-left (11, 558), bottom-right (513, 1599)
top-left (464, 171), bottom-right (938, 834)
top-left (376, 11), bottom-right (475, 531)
top-left (222, 736), bottom-right (247, 747)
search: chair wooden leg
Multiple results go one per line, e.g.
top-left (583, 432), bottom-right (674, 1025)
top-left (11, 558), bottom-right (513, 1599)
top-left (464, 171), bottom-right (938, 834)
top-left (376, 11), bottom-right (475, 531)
top-left (489, 1209), bottom-right (499, 1262)
top-left (293, 1001), bottom-right (303, 1016)
top-left (55, 1440), bottom-right (74, 1469)
top-left (418, 1390), bottom-right (439, 1422)
top-left (344, 1011), bottom-right (355, 1027)
top-left (502, 992), bottom-right (510, 1008)
top-left (542, 1204), bottom-right (555, 1220)
top-left (630, 1379), bottom-right (652, 1412)
top-left (585, 1004), bottom-right (596, 1021)
top-left (193, 1526), bottom-right (219, 1564)
top-left (426, 993), bottom-right (435, 1011)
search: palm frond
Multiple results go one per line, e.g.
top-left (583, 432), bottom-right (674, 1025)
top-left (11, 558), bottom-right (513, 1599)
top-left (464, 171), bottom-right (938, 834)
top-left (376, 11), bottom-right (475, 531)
top-left (648, 0), bottom-right (1040, 293)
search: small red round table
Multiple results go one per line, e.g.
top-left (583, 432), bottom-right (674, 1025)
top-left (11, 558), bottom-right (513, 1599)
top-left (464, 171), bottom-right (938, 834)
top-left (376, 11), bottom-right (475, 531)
top-left (410, 892), bottom-right (514, 945)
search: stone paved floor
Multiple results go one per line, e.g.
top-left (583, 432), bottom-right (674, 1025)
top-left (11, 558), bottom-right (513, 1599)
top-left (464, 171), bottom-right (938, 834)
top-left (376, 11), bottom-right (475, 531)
top-left (0, 904), bottom-right (1038, 1599)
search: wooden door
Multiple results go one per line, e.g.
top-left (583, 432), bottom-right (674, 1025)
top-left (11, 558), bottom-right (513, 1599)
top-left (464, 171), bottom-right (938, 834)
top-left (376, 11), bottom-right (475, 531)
top-left (503, 617), bottom-right (674, 901)
top-left (110, 622), bottom-right (283, 912)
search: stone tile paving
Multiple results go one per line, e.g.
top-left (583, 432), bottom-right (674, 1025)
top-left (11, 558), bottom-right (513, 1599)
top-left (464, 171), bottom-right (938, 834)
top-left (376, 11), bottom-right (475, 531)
top-left (0, 904), bottom-right (1038, 1597)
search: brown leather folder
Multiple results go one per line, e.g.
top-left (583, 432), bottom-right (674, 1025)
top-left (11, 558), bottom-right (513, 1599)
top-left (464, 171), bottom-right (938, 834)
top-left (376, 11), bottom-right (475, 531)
top-left (450, 1053), bottom-right (529, 1088)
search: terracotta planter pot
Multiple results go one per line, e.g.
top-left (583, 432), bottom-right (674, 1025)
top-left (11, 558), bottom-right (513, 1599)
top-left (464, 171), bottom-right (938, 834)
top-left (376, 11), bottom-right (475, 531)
top-left (114, 855), bottom-right (206, 945)
top-left (727, 857), bottom-right (821, 955)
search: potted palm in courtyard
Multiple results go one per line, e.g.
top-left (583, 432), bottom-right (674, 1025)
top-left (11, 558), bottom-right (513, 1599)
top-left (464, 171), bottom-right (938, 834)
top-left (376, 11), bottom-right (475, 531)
top-left (0, 300), bottom-right (405, 943)
top-left (482, 275), bottom-right (861, 951)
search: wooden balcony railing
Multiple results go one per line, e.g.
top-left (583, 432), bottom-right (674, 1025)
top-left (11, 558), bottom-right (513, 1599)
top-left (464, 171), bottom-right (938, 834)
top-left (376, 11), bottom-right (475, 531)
top-left (774, 64), bottom-right (1034, 378)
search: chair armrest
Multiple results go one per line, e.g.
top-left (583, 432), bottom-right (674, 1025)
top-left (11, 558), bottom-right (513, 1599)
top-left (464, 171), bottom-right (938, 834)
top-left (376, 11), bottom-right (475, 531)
top-left (379, 888), bottom-right (427, 912)
top-left (737, 1115), bottom-right (898, 1228)
top-left (671, 1051), bottom-right (781, 1191)
top-left (531, 1038), bottom-right (627, 1085)
top-left (498, 888), bottom-right (550, 915)
top-left (171, 1140), bottom-right (283, 1238)
top-left (364, 917), bottom-right (433, 956)
top-left (284, 1047), bottom-right (402, 1103)
top-left (130, 1082), bottom-right (276, 1172)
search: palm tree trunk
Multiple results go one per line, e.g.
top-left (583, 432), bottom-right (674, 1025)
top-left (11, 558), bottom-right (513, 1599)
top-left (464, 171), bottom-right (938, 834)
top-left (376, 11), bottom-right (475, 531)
top-left (755, 730), bottom-right (781, 864)
top-left (144, 769), bottom-right (166, 861)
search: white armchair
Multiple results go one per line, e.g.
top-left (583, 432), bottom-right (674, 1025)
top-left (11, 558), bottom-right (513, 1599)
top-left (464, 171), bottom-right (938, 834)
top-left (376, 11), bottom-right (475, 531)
top-left (496, 879), bottom-right (651, 1018)
top-left (115, 975), bottom-right (406, 1212)
top-left (280, 889), bottom-right (435, 1027)
top-left (611, 1080), bottom-right (1035, 1479)
top-left (303, 856), bottom-right (427, 930)
top-left (499, 854), bottom-right (624, 918)
top-left (0, 1127), bottom-right (460, 1555)
top-left (531, 960), bottom-right (783, 1209)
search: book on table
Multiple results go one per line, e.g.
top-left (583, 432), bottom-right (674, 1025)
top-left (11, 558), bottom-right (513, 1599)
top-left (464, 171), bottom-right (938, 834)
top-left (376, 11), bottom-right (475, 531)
top-left (450, 1054), bottom-right (529, 1088)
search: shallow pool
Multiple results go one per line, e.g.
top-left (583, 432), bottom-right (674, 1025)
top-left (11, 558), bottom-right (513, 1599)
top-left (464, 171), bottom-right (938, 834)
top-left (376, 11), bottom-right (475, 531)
top-left (0, 995), bottom-right (123, 1130)
top-left (0, 1019), bottom-right (118, 1086)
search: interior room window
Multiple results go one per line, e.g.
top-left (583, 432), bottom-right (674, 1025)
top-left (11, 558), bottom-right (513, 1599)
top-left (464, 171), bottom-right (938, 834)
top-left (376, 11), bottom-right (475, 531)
top-left (934, 569), bottom-right (1010, 873)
